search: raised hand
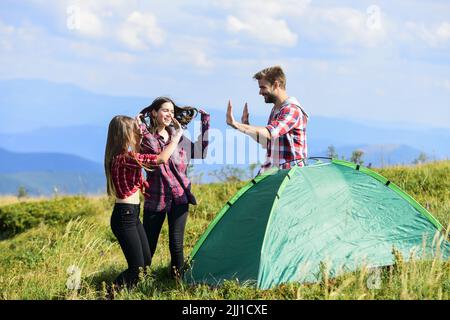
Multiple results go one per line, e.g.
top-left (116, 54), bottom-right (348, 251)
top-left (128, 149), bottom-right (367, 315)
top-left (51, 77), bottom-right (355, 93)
top-left (226, 99), bottom-right (237, 128)
top-left (171, 115), bottom-right (183, 138)
top-left (135, 113), bottom-right (144, 125)
top-left (241, 102), bottom-right (249, 124)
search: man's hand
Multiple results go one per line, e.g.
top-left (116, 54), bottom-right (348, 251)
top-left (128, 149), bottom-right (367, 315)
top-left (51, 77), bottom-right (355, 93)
top-left (226, 100), bottom-right (270, 146)
top-left (241, 102), bottom-right (249, 124)
top-left (226, 100), bottom-right (237, 129)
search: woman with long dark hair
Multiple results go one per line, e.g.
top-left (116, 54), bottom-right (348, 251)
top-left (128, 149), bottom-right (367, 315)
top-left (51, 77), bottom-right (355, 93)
top-left (138, 96), bottom-right (210, 280)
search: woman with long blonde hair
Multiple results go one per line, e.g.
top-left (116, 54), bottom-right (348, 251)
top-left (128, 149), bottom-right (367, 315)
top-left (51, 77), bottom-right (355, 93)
top-left (104, 114), bottom-right (183, 288)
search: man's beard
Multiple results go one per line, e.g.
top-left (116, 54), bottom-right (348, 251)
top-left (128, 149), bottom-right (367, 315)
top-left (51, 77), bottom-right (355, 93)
top-left (264, 93), bottom-right (276, 104)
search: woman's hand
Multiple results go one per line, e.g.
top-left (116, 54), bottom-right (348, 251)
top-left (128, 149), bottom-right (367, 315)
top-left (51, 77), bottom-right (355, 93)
top-left (171, 115), bottom-right (183, 139)
top-left (135, 113), bottom-right (143, 125)
top-left (134, 113), bottom-right (145, 137)
top-left (156, 116), bottom-right (183, 164)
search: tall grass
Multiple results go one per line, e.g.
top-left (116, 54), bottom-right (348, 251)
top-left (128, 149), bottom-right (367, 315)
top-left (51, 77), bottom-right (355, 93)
top-left (375, 161), bottom-right (450, 224)
top-left (0, 161), bottom-right (449, 300)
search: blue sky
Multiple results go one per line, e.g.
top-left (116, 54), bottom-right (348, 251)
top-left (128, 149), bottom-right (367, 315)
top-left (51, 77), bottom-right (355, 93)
top-left (1, 0), bottom-right (450, 128)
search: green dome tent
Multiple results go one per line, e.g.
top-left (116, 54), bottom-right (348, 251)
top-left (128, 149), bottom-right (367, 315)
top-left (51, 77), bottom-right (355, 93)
top-left (184, 159), bottom-right (449, 289)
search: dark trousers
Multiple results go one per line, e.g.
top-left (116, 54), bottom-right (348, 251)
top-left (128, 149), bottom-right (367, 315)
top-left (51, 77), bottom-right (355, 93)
top-left (143, 203), bottom-right (189, 278)
top-left (110, 203), bottom-right (152, 287)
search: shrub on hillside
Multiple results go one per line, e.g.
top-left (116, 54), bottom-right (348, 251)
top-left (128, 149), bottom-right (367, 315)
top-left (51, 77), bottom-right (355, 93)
top-left (0, 196), bottom-right (97, 239)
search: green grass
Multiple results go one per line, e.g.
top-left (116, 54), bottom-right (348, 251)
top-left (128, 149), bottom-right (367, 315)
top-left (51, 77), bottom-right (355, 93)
top-left (0, 161), bottom-right (449, 300)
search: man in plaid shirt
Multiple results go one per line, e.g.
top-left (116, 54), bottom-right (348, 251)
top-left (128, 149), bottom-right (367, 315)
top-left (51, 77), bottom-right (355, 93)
top-left (226, 66), bottom-right (308, 174)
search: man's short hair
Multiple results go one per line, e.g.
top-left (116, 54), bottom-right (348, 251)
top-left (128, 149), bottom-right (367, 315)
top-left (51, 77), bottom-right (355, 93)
top-left (253, 66), bottom-right (286, 89)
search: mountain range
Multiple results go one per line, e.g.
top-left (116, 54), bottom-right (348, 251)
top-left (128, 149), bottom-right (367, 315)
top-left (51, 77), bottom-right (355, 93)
top-left (0, 79), bottom-right (449, 194)
top-left (0, 148), bottom-right (104, 196)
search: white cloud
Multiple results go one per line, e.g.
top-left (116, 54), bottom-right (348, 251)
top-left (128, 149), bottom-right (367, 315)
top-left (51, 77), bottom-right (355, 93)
top-left (226, 16), bottom-right (247, 32)
top-left (68, 41), bottom-right (137, 64)
top-left (0, 20), bottom-right (15, 51)
top-left (185, 48), bottom-right (214, 68)
top-left (444, 80), bottom-right (450, 91)
top-left (170, 37), bottom-right (214, 69)
top-left (50, 2), bottom-right (166, 50)
top-left (218, 1), bottom-right (392, 48)
top-left (0, 19), bottom-right (15, 34)
top-left (65, 5), bottom-right (105, 37)
top-left (336, 65), bottom-right (355, 76)
top-left (226, 15), bottom-right (297, 47)
top-left (117, 11), bottom-right (165, 50)
top-left (436, 79), bottom-right (450, 91)
top-left (218, 0), bottom-right (309, 47)
top-left (73, 7), bottom-right (104, 37)
top-left (406, 21), bottom-right (450, 47)
top-left (0, 19), bottom-right (50, 55)
top-left (216, 0), bottom-right (310, 17)
top-left (436, 22), bottom-right (450, 41)
top-left (105, 51), bottom-right (137, 64)
top-left (2, 0), bottom-right (450, 130)
top-left (304, 6), bottom-right (389, 48)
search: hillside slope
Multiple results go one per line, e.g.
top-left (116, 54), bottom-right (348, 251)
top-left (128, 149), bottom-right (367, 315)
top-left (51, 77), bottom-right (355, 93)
top-left (0, 161), bottom-right (448, 300)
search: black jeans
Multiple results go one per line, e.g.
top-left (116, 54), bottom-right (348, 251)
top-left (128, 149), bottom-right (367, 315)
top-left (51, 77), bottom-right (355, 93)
top-left (143, 203), bottom-right (189, 278)
top-left (110, 203), bottom-right (151, 287)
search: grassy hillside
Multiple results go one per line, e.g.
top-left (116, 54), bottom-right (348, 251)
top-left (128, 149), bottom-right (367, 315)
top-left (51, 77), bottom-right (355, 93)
top-left (0, 161), bottom-right (449, 300)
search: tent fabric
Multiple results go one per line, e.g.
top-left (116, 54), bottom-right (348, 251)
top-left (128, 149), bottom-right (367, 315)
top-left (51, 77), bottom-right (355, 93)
top-left (185, 160), bottom-right (450, 289)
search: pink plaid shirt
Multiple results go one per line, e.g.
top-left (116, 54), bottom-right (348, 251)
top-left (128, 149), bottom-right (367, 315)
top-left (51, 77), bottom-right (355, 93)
top-left (260, 97), bottom-right (308, 173)
top-left (111, 151), bottom-right (158, 199)
top-left (140, 113), bottom-right (210, 212)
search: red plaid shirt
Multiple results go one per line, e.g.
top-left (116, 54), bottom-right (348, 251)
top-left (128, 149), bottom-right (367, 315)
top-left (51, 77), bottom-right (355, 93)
top-left (140, 113), bottom-right (210, 212)
top-left (260, 97), bottom-right (308, 173)
top-left (111, 151), bottom-right (158, 199)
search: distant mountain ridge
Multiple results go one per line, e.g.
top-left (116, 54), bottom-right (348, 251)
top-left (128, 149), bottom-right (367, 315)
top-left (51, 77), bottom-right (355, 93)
top-left (0, 126), bottom-right (108, 163)
top-left (0, 148), bottom-right (104, 195)
top-left (307, 117), bottom-right (450, 159)
top-left (0, 148), bottom-right (103, 173)
top-left (315, 144), bottom-right (428, 167)
top-left (0, 78), bottom-right (449, 192)
top-left (0, 141), bottom-right (433, 195)
top-left (0, 119), bottom-right (447, 166)
top-left (0, 172), bottom-right (105, 196)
